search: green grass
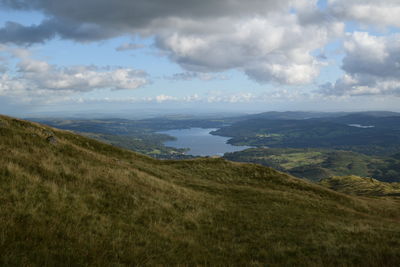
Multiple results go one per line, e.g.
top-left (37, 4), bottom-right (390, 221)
top-left (320, 176), bottom-right (400, 196)
top-left (1, 115), bottom-right (400, 266)
top-left (224, 148), bottom-right (400, 182)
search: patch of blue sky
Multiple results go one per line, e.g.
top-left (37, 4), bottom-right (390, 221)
top-left (345, 21), bottom-right (400, 36)
top-left (34, 35), bottom-right (183, 77)
top-left (366, 26), bottom-right (400, 36)
top-left (317, 0), bottom-right (328, 10)
top-left (0, 9), bottom-right (44, 26)
top-left (316, 64), bottom-right (344, 86)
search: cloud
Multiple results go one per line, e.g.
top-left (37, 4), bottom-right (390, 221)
top-left (154, 94), bottom-right (178, 103)
top-left (0, 0), bottom-right (292, 28)
top-left (157, 15), bottom-right (343, 85)
top-left (166, 72), bottom-right (228, 81)
top-left (0, 0), bottom-right (343, 85)
top-left (0, 48), bottom-right (149, 101)
top-left (77, 88), bottom-right (314, 105)
top-left (0, 21), bottom-right (55, 45)
top-left (115, 43), bottom-right (145, 52)
top-left (0, 55), bottom-right (7, 73)
top-left (320, 32), bottom-right (400, 96)
top-left (328, 0), bottom-right (400, 27)
top-left (0, 0), bottom-right (295, 43)
top-left (0, 18), bottom-right (119, 45)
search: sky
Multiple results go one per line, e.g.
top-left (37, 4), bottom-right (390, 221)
top-left (0, 0), bottom-right (400, 117)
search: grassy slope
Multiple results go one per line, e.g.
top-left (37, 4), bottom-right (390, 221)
top-left (320, 176), bottom-right (400, 196)
top-left (1, 115), bottom-right (400, 266)
top-left (224, 148), bottom-right (400, 182)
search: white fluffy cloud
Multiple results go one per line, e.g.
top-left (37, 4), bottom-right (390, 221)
top-left (17, 60), bottom-right (147, 91)
top-left (157, 14), bottom-right (343, 84)
top-left (320, 32), bottom-right (400, 96)
top-left (328, 0), bottom-right (400, 27)
top-left (0, 49), bottom-right (148, 100)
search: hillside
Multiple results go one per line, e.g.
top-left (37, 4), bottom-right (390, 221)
top-left (212, 115), bottom-right (400, 156)
top-left (320, 176), bottom-right (400, 196)
top-left (1, 115), bottom-right (400, 266)
top-left (224, 148), bottom-right (400, 182)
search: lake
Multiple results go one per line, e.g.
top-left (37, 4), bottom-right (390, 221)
top-left (348, 124), bottom-right (375, 129)
top-left (158, 128), bottom-right (251, 156)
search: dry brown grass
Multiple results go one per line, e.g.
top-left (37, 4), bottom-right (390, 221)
top-left (1, 115), bottom-right (400, 266)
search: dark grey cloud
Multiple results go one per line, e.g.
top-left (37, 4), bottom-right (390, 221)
top-left (0, 0), bottom-right (325, 45)
top-left (0, 18), bottom-right (120, 45)
top-left (0, 0), bottom-right (343, 85)
top-left (0, 21), bottom-right (55, 45)
top-left (0, 0), bottom-right (289, 27)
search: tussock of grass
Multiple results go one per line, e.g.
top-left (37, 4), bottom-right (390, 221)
top-left (1, 115), bottom-right (400, 266)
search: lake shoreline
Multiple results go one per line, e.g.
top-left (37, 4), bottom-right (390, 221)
top-left (158, 128), bottom-right (251, 157)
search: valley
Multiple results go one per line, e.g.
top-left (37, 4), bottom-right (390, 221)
top-left (33, 111), bottom-right (400, 183)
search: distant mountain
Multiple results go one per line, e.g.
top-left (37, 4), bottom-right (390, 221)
top-left (240, 111), bottom-right (339, 120)
top-left (236, 111), bottom-right (400, 121)
top-left (351, 111), bottom-right (400, 117)
top-left (213, 113), bottom-right (400, 156)
top-left (316, 114), bottom-right (400, 130)
top-left (1, 114), bottom-right (400, 265)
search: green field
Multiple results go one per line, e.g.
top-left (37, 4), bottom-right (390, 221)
top-left (224, 148), bottom-right (400, 182)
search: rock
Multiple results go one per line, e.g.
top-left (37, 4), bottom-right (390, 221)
top-left (46, 136), bottom-right (58, 145)
top-left (44, 130), bottom-right (55, 136)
